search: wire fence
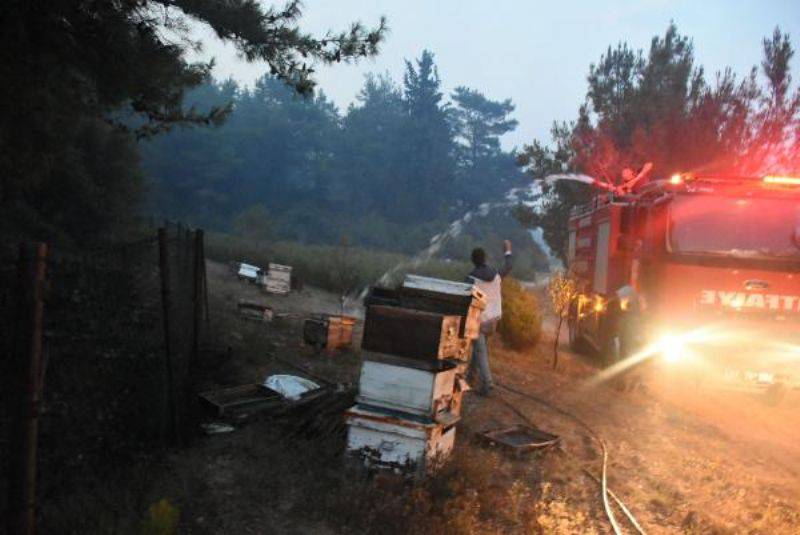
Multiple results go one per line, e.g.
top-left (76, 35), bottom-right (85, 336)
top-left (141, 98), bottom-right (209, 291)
top-left (1, 224), bottom-right (207, 534)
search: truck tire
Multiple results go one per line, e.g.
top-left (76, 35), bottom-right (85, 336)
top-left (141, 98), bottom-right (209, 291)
top-left (611, 320), bottom-right (645, 393)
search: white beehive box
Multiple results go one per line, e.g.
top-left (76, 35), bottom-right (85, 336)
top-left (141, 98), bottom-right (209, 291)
top-left (357, 353), bottom-right (457, 418)
top-left (345, 405), bottom-right (457, 473)
top-left (264, 263), bottom-right (292, 294)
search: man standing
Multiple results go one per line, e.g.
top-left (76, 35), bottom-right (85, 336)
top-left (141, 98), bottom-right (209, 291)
top-left (467, 240), bottom-right (512, 395)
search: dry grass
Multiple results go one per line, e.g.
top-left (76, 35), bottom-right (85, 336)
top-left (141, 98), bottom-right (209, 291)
top-left (205, 231), bottom-right (471, 295)
top-left (139, 421), bottom-right (596, 535)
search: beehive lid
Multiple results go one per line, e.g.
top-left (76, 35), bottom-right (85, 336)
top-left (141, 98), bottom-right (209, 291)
top-left (402, 275), bottom-right (474, 296)
top-left (401, 274), bottom-right (486, 308)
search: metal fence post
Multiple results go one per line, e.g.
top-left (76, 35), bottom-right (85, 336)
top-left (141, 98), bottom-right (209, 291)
top-left (6, 242), bottom-right (47, 535)
top-left (158, 228), bottom-right (179, 445)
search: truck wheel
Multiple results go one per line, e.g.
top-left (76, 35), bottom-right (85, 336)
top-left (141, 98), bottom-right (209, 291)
top-left (763, 382), bottom-right (787, 407)
top-left (612, 328), bottom-right (644, 393)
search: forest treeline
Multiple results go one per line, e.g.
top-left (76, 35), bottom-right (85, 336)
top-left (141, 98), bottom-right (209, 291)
top-left (0, 1), bottom-right (387, 249)
top-left (4, 1), bottom-right (797, 269)
top-left (142, 50), bottom-right (535, 257)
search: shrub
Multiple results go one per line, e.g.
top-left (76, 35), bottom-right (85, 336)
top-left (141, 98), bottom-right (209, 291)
top-left (499, 277), bottom-right (543, 350)
top-left (141, 499), bottom-right (179, 535)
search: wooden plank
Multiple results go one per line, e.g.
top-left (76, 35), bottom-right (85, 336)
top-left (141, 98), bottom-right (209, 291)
top-left (198, 384), bottom-right (284, 417)
top-left (362, 306), bottom-right (461, 361)
top-left (237, 300), bottom-right (273, 322)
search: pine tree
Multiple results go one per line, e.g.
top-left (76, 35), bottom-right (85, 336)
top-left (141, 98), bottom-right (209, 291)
top-left (451, 87), bottom-right (520, 206)
top-left (400, 50), bottom-right (456, 219)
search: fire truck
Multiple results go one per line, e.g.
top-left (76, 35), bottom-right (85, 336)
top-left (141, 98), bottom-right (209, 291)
top-left (566, 172), bottom-right (800, 404)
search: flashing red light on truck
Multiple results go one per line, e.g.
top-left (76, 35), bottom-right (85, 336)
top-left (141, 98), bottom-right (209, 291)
top-left (566, 171), bottom-right (800, 404)
top-left (763, 175), bottom-right (800, 186)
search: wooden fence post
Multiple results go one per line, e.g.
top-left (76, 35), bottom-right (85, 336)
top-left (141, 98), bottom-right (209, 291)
top-left (6, 242), bottom-right (47, 535)
top-left (192, 230), bottom-right (204, 368)
top-left (201, 233), bottom-right (209, 325)
top-left (158, 228), bottom-right (179, 445)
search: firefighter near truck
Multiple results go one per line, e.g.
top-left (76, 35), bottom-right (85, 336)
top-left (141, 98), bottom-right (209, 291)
top-left (565, 169), bottom-right (800, 405)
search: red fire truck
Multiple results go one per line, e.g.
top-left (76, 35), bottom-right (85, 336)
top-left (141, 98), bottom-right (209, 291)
top-left (566, 173), bottom-right (800, 403)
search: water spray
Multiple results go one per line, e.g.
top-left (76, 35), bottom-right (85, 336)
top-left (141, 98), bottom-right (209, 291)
top-left (343, 180), bottom-right (557, 310)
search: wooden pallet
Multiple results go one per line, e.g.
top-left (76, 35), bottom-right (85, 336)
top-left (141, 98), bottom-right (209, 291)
top-left (198, 384), bottom-right (285, 417)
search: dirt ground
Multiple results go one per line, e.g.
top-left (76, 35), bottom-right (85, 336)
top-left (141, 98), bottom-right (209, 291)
top-left (164, 260), bottom-right (800, 534)
top-left (476, 319), bottom-right (800, 534)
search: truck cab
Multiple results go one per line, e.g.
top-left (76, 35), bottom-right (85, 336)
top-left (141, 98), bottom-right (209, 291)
top-left (567, 174), bottom-right (800, 401)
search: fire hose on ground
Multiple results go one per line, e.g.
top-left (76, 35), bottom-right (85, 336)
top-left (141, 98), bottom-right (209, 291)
top-left (495, 381), bottom-right (646, 535)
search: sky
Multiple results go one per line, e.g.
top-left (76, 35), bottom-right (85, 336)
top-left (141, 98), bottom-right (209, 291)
top-left (191, 0), bottom-right (800, 150)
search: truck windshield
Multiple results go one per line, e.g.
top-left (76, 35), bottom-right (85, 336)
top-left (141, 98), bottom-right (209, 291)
top-left (668, 195), bottom-right (800, 259)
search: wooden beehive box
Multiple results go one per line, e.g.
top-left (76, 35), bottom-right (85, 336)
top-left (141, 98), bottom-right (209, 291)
top-left (364, 286), bottom-right (401, 307)
top-left (326, 315), bottom-right (356, 350)
top-left (361, 305), bottom-right (462, 361)
top-left (303, 314), bottom-right (356, 353)
top-left (357, 352), bottom-right (457, 418)
top-left (399, 275), bottom-right (486, 340)
top-left (264, 263), bottom-right (292, 294)
top-left (345, 404), bottom-right (458, 474)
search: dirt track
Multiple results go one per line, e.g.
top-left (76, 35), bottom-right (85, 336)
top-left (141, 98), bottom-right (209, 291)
top-left (473, 318), bottom-right (800, 533)
top-left (185, 261), bottom-right (800, 534)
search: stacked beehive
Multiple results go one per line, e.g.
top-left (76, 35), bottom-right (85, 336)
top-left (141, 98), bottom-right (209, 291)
top-left (345, 275), bottom-right (485, 474)
top-left (261, 263), bottom-right (292, 294)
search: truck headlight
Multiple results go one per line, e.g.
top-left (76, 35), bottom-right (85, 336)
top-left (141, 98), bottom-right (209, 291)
top-left (657, 334), bottom-right (687, 363)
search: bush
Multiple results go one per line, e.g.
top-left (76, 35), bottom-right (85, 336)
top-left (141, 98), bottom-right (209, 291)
top-left (499, 277), bottom-right (543, 350)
